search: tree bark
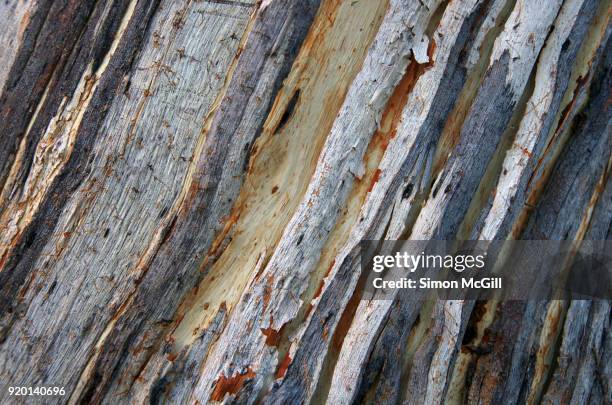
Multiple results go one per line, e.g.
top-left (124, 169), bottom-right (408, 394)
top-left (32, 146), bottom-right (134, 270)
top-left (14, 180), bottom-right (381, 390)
top-left (0, 0), bottom-right (609, 404)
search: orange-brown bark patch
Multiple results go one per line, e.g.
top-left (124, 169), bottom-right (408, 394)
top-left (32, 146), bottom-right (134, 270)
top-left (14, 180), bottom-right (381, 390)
top-left (261, 274), bottom-right (274, 311)
top-left (210, 368), bottom-right (256, 401)
top-left (261, 323), bottom-right (285, 347)
top-left (367, 169), bottom-right (382, 193)
top-left (363, 40), bottom-right (436, 195)
top-left (275, 352), bottom-right (292, 379)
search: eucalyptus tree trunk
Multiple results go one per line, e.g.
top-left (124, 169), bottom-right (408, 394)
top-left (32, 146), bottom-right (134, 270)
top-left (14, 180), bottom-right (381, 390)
top-left (0, 0), bottom-right (610, 404)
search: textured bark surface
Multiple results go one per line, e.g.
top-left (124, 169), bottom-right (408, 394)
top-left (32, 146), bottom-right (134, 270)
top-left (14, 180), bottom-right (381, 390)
top-left (0, 0), bottom-right (610, 404)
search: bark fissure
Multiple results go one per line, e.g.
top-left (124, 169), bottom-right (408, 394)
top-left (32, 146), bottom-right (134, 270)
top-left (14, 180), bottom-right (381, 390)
top-left (0, 0), bottom-right (609, 403)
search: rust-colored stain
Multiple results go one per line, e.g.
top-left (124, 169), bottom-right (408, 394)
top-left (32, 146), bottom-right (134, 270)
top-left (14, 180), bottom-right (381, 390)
top-left (16, 271), bottom-right (37, 300)
top-left (262, 274), bottom-right (274, 312)
top-left (367, 168), bottom-right (382, 193)
top-left (261, 323), bottom-right (285, 347)
top-left (556, 73), bottom-right (590, 133)
top-left (532, 303), bottom-right (566, 396)
top-left (164, 334), bottom-right (176, 346)
top-left (478, 367), bottom-right (501, 404)
top-left (518, 145), bottom-right (532, 158)
top-left (313, 279), bottom-right (326, 301)
top-left (304, 303), bottom-right (315, 318)
top-left (275, 352), bottom-right (292, 379)
top-left (545, 306), bottom-right (563, 341)
top-left (326, 259), bottom-right (336, 277)
top-left (332, 271), bottom-right (367, 351)
top-left (210, 367), bottom-right (256, 401)
top-left (18, 9), bottom-right (31, 33)
top-left (363, 40), bottom-right (436, 194)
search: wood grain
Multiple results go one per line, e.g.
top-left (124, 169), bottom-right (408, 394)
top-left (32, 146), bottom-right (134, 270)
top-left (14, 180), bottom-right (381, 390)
top-left (0, 0), bottom-right (610, 403)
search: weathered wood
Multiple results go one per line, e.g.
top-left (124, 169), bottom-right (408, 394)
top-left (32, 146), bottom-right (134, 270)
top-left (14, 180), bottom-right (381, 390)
top-left (0, 0), bottom-right (610, 404)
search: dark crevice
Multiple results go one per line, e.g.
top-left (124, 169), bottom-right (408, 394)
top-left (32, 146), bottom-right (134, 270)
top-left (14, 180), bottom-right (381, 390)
top-left (274, 89), bottom-right (300, 135)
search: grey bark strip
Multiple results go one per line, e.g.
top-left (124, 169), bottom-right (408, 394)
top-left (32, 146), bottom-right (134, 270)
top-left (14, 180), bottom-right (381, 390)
top-left (0, 0), bottom-right (162, 334)
top-left (326, 0), bottom-right (511, 402)
top-left (0, 0), bottom-right (609, 403)
top-left (467, 30), bottom-right (611, 403)
top-left (191, 1), bottom-right (448, 402)
top-left (78, 1), bottom-right (322, 402)
top-left (330, 0), bottom-right (567, 403)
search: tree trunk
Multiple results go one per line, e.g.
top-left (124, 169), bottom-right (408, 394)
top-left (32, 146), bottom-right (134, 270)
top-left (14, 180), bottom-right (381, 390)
top-left (0, 0), bottom-right (609, 404)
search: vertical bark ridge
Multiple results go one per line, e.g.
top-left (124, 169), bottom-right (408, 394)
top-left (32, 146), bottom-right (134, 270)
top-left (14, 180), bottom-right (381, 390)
top-left (68, 1), bottom-right (325, 402)
top-left (0, 0), bottom-right (609, 403)
top-left (0, 0), bottom-right (162, 337)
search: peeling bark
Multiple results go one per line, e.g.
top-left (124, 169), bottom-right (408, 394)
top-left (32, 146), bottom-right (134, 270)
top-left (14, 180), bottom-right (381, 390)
top-left (0, 0), bottom-right (610, 404)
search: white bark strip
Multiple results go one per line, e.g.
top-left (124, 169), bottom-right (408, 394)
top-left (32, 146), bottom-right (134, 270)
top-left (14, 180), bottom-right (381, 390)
top-left (0, 0), bottom-right (609, 403)
top-left (327, 1), bottom-right (494, 401)
top-left (193, 1), bottom-right (445, 402)
top-left (480, 0), bottom-right (609, 240)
